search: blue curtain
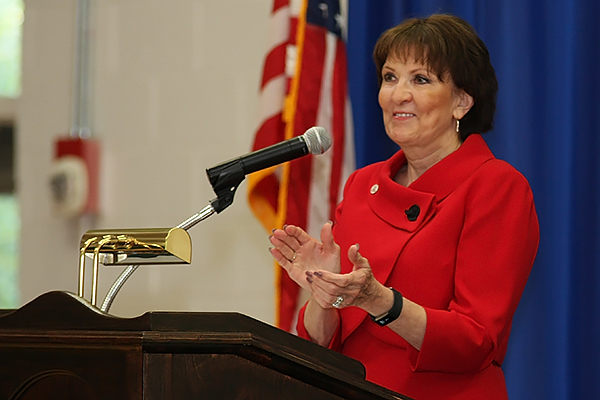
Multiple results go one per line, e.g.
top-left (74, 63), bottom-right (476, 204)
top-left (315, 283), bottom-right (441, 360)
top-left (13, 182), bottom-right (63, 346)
top-left (347, 1), bottom-right (600, 399)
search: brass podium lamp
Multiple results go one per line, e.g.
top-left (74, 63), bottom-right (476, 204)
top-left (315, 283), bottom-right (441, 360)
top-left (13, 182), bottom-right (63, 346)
top-left (78, 201), bottom-right (217, 312)
top-left (78, 228), bottom-right (192, 307)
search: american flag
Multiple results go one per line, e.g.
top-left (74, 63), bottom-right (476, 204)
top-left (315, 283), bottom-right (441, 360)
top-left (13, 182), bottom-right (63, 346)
top-left (247, 0), bottom-right (354, 332)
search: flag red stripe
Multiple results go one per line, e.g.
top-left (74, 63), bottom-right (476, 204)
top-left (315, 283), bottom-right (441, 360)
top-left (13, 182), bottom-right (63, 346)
top-left (329, 42), bottom-right (348, 217)
top-left (260, 43), bottom-right (287, 88)
top-left (285, 25), bottom-right (327, 227)
top-left (253, 113), bottom-right (286, 151)
top-left (293, 26), bottom-right (326, 129)
top-left (271, 0), bottom-right (288, 13)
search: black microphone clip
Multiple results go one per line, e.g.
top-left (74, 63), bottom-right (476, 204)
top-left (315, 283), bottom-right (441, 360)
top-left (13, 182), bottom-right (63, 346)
top-left (206, 159), bottom-right (244, 214)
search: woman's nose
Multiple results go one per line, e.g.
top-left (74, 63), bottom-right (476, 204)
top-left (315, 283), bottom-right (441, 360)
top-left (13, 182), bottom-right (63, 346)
top-left (391, 83), bottom-right (412, 104)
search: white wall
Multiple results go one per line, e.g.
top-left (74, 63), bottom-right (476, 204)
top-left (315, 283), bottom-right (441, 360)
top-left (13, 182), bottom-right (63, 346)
top-left (16, 0), bottom-right (276, 324)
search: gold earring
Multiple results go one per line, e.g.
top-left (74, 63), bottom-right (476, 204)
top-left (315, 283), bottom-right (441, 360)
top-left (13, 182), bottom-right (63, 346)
top-left (456, 119), bottom-right (460, 134)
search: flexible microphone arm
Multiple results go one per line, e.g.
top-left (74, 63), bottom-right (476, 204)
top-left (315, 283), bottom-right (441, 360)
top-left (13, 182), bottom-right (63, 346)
top-left (100, 201), bottom-right (218, 312)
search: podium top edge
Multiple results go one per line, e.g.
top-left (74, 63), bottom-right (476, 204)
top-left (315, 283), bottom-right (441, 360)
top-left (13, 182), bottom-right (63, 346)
top-left (0, 291), bottom-right (370, 384)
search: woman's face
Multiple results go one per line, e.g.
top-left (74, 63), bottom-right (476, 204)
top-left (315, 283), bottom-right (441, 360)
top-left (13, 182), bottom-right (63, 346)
top-left (378, 56), bottom-right (472, 153)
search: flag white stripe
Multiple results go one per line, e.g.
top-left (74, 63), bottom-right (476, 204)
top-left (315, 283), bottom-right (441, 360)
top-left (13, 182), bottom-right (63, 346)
top-left (342, 97), bottom-right (355, 192)
top-left (265, 5), bottom-right (290, 54)
top-left (307, 33), bottom-right (337, 238)
top-left (257, 75), bottom-right (287, 125)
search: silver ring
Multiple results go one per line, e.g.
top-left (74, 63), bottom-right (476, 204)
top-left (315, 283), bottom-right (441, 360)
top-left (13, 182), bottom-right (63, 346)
top-left (332, 296), bottom-right (344, 308)
top-left (290, 252), bottom-right (297, 261)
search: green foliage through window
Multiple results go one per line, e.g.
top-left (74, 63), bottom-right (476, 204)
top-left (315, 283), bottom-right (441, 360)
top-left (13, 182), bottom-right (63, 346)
top-left (0, 194), bottom-right (19, 307)
top-left (0, 0), bottom-right (24, 98)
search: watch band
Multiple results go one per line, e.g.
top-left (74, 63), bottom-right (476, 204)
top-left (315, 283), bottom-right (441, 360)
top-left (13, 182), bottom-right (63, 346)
top-left (370, 288), bottom-right (403, 326)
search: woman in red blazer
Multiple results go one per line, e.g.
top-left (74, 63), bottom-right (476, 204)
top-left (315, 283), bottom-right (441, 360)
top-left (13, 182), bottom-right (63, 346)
top-left (270, 14), bottom-right (539, 400)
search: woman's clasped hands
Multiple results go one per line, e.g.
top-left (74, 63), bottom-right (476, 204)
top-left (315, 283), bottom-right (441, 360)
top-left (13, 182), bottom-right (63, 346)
top-left (269, 222), bottom-right (382, 311)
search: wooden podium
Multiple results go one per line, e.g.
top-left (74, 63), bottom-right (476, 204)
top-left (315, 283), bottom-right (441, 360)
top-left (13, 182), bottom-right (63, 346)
top-left (0, 291), bottom-right (411, 400)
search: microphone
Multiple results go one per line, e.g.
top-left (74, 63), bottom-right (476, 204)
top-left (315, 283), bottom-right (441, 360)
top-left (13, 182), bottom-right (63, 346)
top-left (207, 126), bottom-right (331, 187)
top-left (206, 126), bottom-right (331, 213)
top-left (207, 126), bottom-right (330, 180)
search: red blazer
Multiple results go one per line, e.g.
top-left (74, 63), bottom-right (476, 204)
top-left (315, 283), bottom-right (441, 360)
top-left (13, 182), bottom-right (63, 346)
top-left (297, 134), bottom-right (540, 400)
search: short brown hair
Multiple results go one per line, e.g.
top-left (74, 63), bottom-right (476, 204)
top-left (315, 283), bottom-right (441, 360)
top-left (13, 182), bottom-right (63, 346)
top-left (373, 14), bottom-right (498, 140)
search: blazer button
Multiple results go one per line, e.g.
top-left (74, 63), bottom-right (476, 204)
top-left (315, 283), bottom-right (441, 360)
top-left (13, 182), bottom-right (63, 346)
top-left (405, 204), bottom-right (420, 221)
top-left (370, 184), bottom-right (379, 194)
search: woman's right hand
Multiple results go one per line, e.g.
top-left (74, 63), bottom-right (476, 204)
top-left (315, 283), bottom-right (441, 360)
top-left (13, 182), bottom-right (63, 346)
top-left (269, 222), bottom-right (341, 292)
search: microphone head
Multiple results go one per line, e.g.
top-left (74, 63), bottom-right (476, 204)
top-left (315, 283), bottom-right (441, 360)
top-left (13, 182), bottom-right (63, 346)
top-left (303, 127), bottom-right (332, 155)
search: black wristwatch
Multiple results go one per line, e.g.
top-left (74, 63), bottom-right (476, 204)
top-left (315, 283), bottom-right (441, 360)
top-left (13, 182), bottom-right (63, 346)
top-left (370, 288), bottom-right (403, 326)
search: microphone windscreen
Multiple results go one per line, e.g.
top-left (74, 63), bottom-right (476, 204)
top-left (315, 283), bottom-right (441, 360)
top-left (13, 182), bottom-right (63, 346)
top-left (303, 127), bottom-right (332, 155)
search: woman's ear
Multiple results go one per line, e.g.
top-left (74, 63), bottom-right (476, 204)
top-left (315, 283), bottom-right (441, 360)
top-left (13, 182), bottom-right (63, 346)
top-left (454, 90), bottom-right (474, 120)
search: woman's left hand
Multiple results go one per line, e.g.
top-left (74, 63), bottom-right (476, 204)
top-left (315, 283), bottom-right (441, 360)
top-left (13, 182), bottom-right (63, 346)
top-left (308, 244), bottom-right (390, 314)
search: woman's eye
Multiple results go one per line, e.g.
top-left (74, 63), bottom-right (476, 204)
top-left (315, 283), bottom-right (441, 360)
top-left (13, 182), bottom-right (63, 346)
top-left (383, 72), bottom-right (396, 82)
top-left (415, 75), bottom-right (430, 84)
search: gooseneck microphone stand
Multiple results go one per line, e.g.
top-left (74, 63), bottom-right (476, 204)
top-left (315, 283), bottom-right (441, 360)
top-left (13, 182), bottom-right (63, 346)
top-left (100, 161), bottom-right (245, 313)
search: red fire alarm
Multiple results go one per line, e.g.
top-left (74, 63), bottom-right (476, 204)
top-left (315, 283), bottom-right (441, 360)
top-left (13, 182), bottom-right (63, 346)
top-left (50, 136), bottom-right (100, 217)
